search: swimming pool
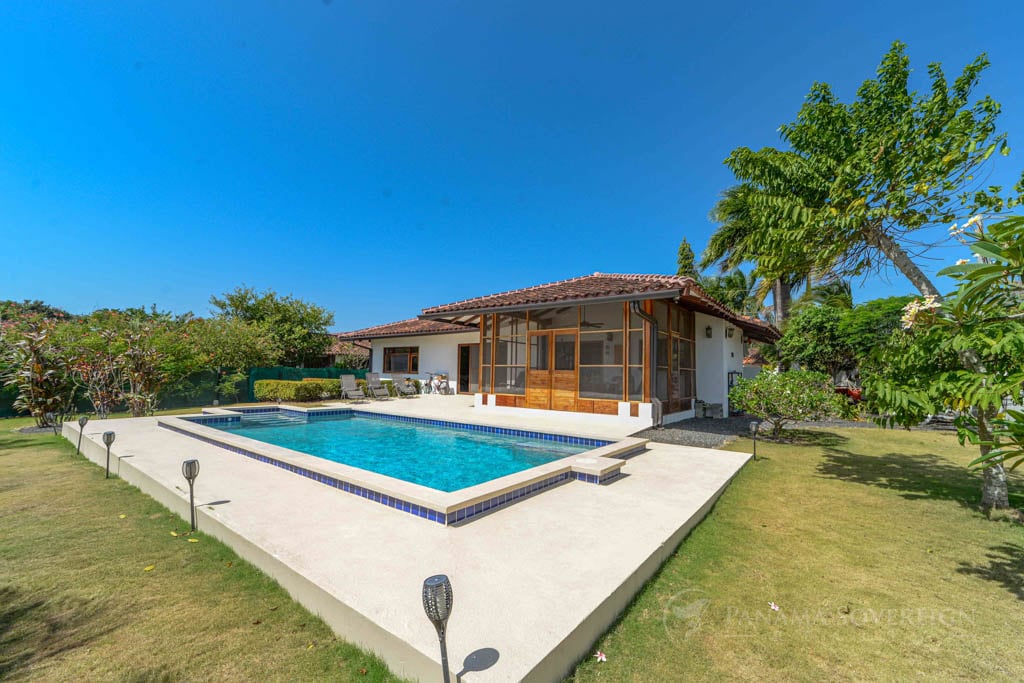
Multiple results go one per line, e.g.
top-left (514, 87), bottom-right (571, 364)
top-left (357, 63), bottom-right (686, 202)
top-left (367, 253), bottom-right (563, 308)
top-left (206, 412), bottom-right (592, 492)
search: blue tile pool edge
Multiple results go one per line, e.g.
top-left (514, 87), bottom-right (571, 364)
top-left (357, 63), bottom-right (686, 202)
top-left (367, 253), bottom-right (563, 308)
top-left (194, 406), bottom-right (613, 448)
top-left (164, 409), bottom-right (636, 526)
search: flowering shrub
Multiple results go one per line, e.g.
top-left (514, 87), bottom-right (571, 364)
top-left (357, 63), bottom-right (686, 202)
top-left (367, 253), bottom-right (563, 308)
top-left (729, 370), bottom-right (848, 438)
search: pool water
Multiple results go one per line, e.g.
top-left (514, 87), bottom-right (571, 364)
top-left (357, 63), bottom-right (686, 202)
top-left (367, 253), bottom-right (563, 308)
top-left (210, 414), bottom-right (590, 492)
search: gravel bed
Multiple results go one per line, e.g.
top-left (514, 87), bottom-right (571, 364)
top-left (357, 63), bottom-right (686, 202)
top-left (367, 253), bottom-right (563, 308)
top-left (631, 415), bottom-right (880, 449)
top-left (16, 425), bottom-right (58, 434)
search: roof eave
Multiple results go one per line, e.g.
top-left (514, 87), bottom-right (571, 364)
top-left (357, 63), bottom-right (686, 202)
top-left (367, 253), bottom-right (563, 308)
top-left (420, 290), bottom-right (681, 321)
top-left (335, 326), bottom-right (479, 342)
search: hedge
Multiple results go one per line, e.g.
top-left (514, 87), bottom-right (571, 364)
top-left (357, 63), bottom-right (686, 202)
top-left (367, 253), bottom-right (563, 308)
top-left (253, 377), bottom-right (423, 402)
top-left (253, 379), bottom-right (341, 402)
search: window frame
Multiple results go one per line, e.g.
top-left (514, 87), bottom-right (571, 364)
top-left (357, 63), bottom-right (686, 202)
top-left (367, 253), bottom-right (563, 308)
top-left (383, 346), bottom-right (419, 374)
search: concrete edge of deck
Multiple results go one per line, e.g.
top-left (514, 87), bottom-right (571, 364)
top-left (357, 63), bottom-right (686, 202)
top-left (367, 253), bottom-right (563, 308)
top-left (522, 470), bottom-right (741, 681)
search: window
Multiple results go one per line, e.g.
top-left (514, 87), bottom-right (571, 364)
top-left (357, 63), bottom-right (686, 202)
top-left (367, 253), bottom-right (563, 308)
top-left (578, 302), bottom-right (625, 400)
top-left (493, 312), bottom-right (527, 394)
top-left (383, 346), bottom-right (418, 373)
top-left (528, 306), bottom-right (578, 330)
top-left (669, 307), bottom-right (695, 411)
top-left (628, 311), bottom-right (644, 401)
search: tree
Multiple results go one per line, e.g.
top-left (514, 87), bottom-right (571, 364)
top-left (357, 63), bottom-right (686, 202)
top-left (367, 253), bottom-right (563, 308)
top-left (191, 318), bottom-right (282, 401)
top-left (699, 269), bottom-right (760, 316)
top-left (729, 370), bottom-right (847, 438)
top-left (1, 320), bottom-right (77, 427)
top-left (676, 238), bottom-right (698, 279)
top-left (70, 326), bottom-right (121, 419)
top-left (705, 181), bottom-right (821, 324)
top-left (792, 280), bottom-right (853, 314)
top-left (68, 307), bottom-right (201, 417)
top-left (727, 42), bottom-right (1023, 299)
top-left (865, 216), bottom-right (1024, 510)
top-left (838, 295), bottom-right (915, 362)
top-left (775, 306), bottom-right (855, 377)
top-left (210, 287), bottom-right (334, 367)
top-left (0, 299), bottom-right (73, 323)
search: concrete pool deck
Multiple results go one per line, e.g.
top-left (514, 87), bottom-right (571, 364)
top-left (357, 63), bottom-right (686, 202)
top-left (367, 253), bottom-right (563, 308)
top-left (65, 398), bottom-right (750, 682)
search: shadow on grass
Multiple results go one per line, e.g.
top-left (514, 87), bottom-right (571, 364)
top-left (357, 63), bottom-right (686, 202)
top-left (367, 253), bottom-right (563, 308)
top-left (957, 543), bottom-right (1024, 601)
top-left (765, 429), bottom-right (850, 448)
top-left (0, 585), bottom-right (121, 678)
top-left (0, 437), bottom-right (50, 453)
top-left (815, 449), bottom-right (985, 507)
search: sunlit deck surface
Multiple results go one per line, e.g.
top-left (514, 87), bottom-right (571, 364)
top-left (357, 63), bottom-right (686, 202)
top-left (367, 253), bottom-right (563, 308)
top-left (67, 395), bottom-right (749, 682)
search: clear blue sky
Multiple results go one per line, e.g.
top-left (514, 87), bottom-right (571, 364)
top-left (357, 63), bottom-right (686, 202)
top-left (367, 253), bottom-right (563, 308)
top-left (2, 1), bottom-right (1022, 330)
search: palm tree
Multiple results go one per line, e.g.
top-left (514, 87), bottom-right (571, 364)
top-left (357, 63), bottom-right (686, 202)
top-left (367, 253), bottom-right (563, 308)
top-left (700, 269), bottom-right (760, 317)
top-left (704, 182), bottom-right (819, 324)
top-left (791, 279), bottom-right (854, 315)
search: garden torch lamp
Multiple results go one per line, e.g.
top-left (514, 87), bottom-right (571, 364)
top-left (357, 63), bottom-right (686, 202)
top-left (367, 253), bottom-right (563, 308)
top-left (102, 431), bottom-right (116, 478)
top-left (422, 574), bottom-right (454, 683)
top-left (750, 420), bottom-right (761, 461)
top-left (76, 416), bottom-right (89, 454)
top-left (182, 459), bottom-right (200, 531)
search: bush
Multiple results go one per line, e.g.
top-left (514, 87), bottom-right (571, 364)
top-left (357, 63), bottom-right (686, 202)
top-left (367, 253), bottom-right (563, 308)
top-left (775, 305), bottom-right (855, 377)
top-left (254, 379), bottom-right (340, 402)
top-left (729, 370), bottom-right (847, 438)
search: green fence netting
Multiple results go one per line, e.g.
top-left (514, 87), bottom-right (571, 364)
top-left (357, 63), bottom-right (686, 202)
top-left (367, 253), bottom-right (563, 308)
top-left (0, 367), bottom-right (363, 419)
top-left (0, 370), bottom-right (245, 419)
top-left (246, 367), bottom-right (368, 402)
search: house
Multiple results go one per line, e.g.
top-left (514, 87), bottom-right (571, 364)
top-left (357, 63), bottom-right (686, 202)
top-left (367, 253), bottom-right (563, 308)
top-left (326, 336), bottom-right (371, 369)
top-left (336, 273), bottom-right (780, 426)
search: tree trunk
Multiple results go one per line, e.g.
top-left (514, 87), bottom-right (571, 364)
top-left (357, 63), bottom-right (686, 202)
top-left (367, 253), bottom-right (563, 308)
top-left (981, 464), bottom-right (1011, 510)
top-left (864, 223), bottom-right (941, 298)
top-left (976, 409), bottom-right (1011, 510)
top-left (772, 279), bottom-right (792, 324)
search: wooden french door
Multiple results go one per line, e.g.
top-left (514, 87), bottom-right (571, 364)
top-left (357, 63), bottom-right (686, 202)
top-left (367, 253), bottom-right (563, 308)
top-left (527, 331), bottom-right (577, 411)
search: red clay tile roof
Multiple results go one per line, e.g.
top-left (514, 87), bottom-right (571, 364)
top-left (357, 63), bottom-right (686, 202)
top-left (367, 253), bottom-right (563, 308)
top-left (420, 272), bottom-right (781, 342)
top-left (328, 337), bottom-right (371, 356)
top-left (335, 318), bottom-right (476, 341)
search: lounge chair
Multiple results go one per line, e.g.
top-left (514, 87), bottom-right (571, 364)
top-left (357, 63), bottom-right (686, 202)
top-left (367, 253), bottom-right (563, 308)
top-left (340, 374), bottom-right (367, 401)
top-left (395, 378), bottom-right (418, 398)
top-left (365, 373), bottom-right (392, 400)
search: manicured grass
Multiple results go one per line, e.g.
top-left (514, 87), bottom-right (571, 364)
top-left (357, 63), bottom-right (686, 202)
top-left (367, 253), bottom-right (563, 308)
top-left (0, 417), bottom-right (404, 682)
top-left (569, 428), bottom-right (1024, 682)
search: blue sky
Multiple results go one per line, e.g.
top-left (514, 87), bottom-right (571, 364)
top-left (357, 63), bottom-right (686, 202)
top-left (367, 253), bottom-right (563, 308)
top-left (2, 1), bottom-right (1022, 330)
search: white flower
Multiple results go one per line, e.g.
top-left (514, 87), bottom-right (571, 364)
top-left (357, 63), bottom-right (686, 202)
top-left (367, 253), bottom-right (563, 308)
top-left (769, 602), bottom-right (780, 611)
top-left (964, 215), bottom-right (983, 228)
top-left (956, 259), bottom-right (970, 265)
top-left (594, 651), bottom-right (607, 663)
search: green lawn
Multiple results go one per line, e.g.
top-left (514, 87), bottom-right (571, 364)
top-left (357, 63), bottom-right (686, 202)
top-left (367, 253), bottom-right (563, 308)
top-left (0, 416), bottom-right (403, 682)
top-left (568, 428), bottom-right (1024, 682)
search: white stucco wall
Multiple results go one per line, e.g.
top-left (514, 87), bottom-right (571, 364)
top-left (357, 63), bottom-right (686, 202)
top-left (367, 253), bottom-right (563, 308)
top-left (370, 332), bottom-right (480, 388)
top-left (693, 312), bottom-right (743, 415)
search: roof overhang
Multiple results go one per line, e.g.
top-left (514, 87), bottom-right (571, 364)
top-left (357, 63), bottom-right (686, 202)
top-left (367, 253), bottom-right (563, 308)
top-left (419, 290), bottom-right (681, 324)
top-left (420, 289), bottom-right (780, 343)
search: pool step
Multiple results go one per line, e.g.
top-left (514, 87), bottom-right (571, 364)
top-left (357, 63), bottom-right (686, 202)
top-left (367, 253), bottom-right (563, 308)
top-left (239, 413), bottom-right (308, 426)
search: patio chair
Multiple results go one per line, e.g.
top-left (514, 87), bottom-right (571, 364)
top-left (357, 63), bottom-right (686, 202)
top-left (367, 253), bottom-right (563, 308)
top-left (365, 373), bottom-right (392, 400)
top-left (395, 378), bottom-right (418, 398)
top-left (340, 374), bottom-right (367, 401)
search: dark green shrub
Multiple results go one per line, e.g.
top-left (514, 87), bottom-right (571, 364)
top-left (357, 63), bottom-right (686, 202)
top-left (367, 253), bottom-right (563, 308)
top-left (300, 379), bottom-right (341, 400)
top-left (254, 379), bottom-right (339, 402)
